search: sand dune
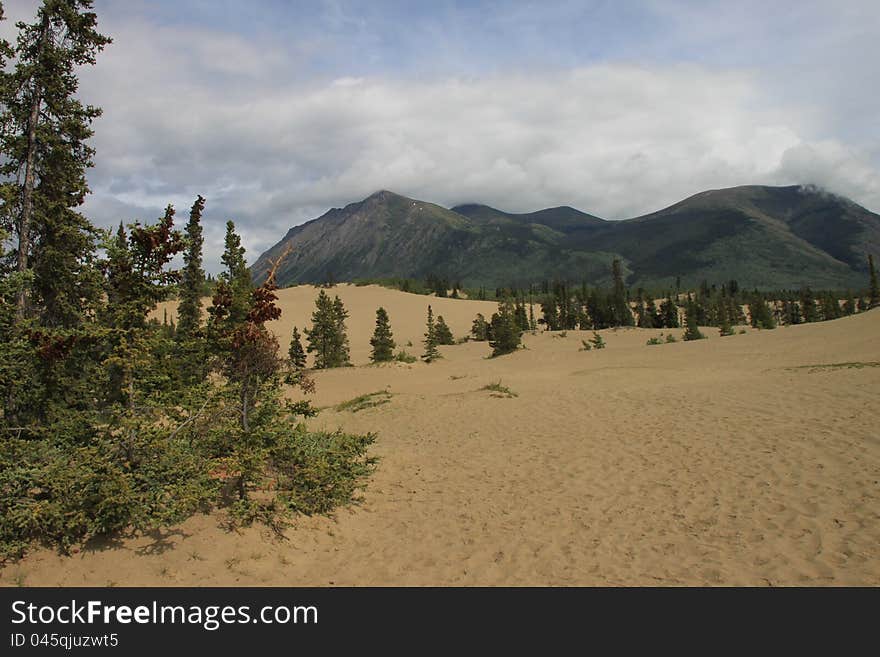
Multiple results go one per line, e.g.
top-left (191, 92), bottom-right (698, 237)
top-left (4, 285), bottom-right (879, 586)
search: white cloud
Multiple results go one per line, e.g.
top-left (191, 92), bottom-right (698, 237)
top-left (5, 2), bottom-right (879, 271)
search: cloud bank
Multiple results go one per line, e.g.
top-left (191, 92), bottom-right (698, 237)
top-left (1, 1), bottom-right (878, 269)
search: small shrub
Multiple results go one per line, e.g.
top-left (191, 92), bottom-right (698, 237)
top-left (646, 336), bottom-right (663, 345)
top-left (590, 332), bottom-right (606, 349)
top-left (579, 340), bottom-right (592, 351)
top-left (394, 349), bottom-right (417, 363)
top-left (480, 381), bottom-right (518, 398)
top-left (665, 334), bottom-right (678, 343)
top-left (336, 390), bottom-right (392, 413)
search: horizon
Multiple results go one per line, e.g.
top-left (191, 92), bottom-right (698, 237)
top-left (2, 1), bottom-right (878, 270)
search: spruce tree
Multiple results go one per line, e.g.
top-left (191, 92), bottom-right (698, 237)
top-left (661, 294), bottom-right (679, 328)
top-left (869, 254), bottom-right (879, 308)
top-left (1, 0), bottom-right (111, 324)
top-left (289, 326), bottom-right (307, 369)
top-left (331, 295), bottom-right (351, 366)
top-left (305, 290), bottom-right (349, 368)
top-left (435, 315), bottom-right (454, 345)
top-left (683, 300), bottom-right (705, 341)
top-left (422, 305), bottom-right (440, 362)
top-left (369, 307), bottom-right (395, 363)
top-left (176, 195), bottom-right (206, 339)
top-left (800, 289), bottom-right (819, 323)
top-left (489, 298), bottom-right (521, 356)
top-left (749, 296), bottom-right (776, 329)
top-left (718, 300), bottom-right (734, 336)
top-left (610, 258), bottom-right (634, 326)
top-left (471, 313), bottom-right (488, 341)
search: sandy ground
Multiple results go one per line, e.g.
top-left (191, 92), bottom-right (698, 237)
top-left (3, 284), bottom-right (879, 586)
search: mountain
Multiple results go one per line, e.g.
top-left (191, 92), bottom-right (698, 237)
top-left (251, 185), bottom-right (880, 290)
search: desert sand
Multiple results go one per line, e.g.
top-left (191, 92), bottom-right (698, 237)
top-left (3, 284), bottom-right (879, 586)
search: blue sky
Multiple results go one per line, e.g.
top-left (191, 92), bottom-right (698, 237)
top-left (3, 0), bottom-right (878, 269)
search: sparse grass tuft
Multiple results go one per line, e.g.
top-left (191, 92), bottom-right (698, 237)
top-left (646, 336), bottom-right (663, 345)
top-left (787, 361), bottom-right (880, 373)
top-left (665, 334), bottom-right (678, 343)
top-left (480, 381), bottom-right (518, 398)
top-left (552, 331), bottom-right (568, 339)
top-left (336, 390), bottom-right (393, 413)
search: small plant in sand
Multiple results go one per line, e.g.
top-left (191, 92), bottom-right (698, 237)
top-left (580, 339), bottom-right (592, 351)
top-left (665, 333), bottom-right (678, 343)
top-left (336, 390), bottom-right (393, 413)
top-left (552, 330), bottom-right (568, 339)
top-left (590, 332), bottom-right (606, 349)
top-left (480, 381), bottom-right (518, 398)
top-left (394, 350), bottom-right (417, 363)
top-left (646, 335), bottom-right (663, 345)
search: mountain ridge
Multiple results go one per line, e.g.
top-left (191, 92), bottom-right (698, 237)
top-left (251, 185), bottom-right (880, 290)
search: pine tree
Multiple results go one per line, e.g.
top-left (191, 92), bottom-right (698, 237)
top-left (749, 296), bottom-right (776, 329)
top-left (305, 291), bottom-right (349, 368)
top-left (331, 295), bottom-right (351, 366)
top-left (683, 300), bottom-right (705, 341)
top-left (718, 300), bottom-right (734, 336)
top-left (289, 326), bottom-right (307, 369)
top-left (435, 315), bottom-right (454, 345)
top-left (489, 298), bottom-right (521, 357)
top-left (471, 313), bottom-right (488, 341)
top-left (1, 0), bottom-right (111, 324)
top-left (369, 307), bottom-right (395, 363)
top-left (821, 293), bottom-right (841, 321)
top-left (800, 289), bottom-right (819, 323)
top-left (422, 305), bottom-right (440, 362)
top-left (661, 294), bottom-right (679, 328)
top-left (610, 258), bottom-right (634, 326)
top-left (869, 254), bottom-right (879, 308)
top-left (176, 195), bottom-right (206, 339)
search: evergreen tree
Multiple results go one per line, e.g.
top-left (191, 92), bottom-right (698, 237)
top-left (842, 292), bottom-right (856, 316)
top-left (471, 313), bottom-right (488, 341)
top-left (435, 315), bottom-right (454, 345)
top-left (660, 294), bottom-right (679, 328)
top-left (528, 297), bottom-right (537, 332)
top-left (869, 254), bottom-right (879, 308)
top-left (369, 307), bottom-right (395, 363)
top-left (1, 0), bottom-right (110, 324)
top-left (175, 196), bottom-right (207, 383)
top-left (304, 291), bottom-right (349, 368)
top-left (489, 298), bottom-right (521, 357)
top-left (749, 296), bottom-right (776, 329)
top-left (610, 258), bottom-right (634, 326)
top-left (718, 300), bottom-right (734, 336)
top-left (682, 300), bottom-right (705, 341)
top-left (801, 289), bottom-right (819, 323)
top-left (422, 305), bottom-right (440, 362)
top-left (331, 295), bottom-right (351, 366)
top-left (288, 326), bottom-right (307, 369)
top-left (821, 293), bottom-right (841, 321)
top-left (176, 195), bottom-right (206, 339)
